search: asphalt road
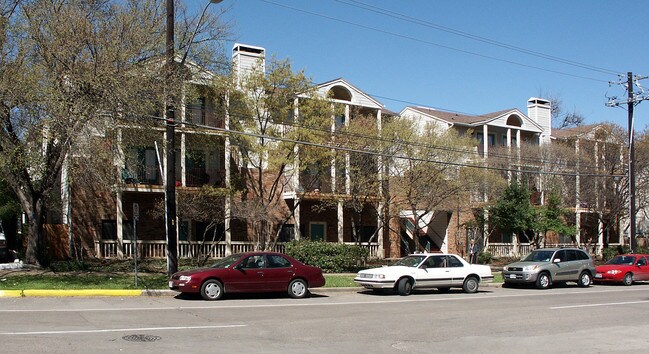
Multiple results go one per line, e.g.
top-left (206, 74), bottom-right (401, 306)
top-left (1, 284), bottom-right (648, 353)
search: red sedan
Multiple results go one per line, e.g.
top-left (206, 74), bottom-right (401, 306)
top-left (594, 254), bottom-right (649, 286)
top-left (169, 252), bottom-right (325, 300)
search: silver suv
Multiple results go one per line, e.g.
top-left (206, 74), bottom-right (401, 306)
top-left (502, 248), bottom-right (595, 289)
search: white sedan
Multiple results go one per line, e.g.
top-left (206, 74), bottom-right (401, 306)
top-left (354, 253), bottom-right (493, 295)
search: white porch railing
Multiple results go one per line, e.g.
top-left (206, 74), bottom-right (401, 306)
top-left (485, 243), bottom-right (595, 258)
top-left (95, 240), bottom-right (380, 259)
top-left (344, 242), bottom-right (380, 257)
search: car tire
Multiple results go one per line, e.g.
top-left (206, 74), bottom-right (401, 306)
top-left (462, 276), bottom-right (479, 294)
top-left (288, 279), bottom-right (309, 299)
top-left (577, 271), bottom-right (592, 288)
top-left (437, 287), bottom-right (451, 293)
top-left (397, 278), bottom-right (413, 296)
top-left (622, 272), bottom-right (633, 286)
top-left (535, 272), bottom-right (551, 289)
top-left (200, 279), bottom-right (224, 301)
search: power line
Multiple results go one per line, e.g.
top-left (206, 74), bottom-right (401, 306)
top-left (337, 0), bottom-right (621, 76)
top-left (259, 0), bottom-right (610, 83)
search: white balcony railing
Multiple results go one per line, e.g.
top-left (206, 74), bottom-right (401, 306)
top-left (95, 240), bottom-right (380, 259)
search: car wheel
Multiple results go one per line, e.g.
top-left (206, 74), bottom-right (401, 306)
top-left (437, 287), bottom-right (451, 293)
top-left (200, 279), bottom-right (224, 301)
top-left (536, 272), bottom-right (551, 289)
top-left (462, 276), bottom-right (479, 294)
top-left (288, 279), bottom-right (309, 299)
top-left (622, 272), bottom-right (633, 286)
top-left (397, 278), bottom-right (413, 296)
top-left (577, 271), bottom-right (592, 288)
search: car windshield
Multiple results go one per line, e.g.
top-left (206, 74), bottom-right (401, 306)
top-left (210, 254), bottom-right (243, 268)
top-left (606, 255), bottom-right (635, 265)
top-left (522, 250), bottom-right (554, 262)
top-left (393, 255), bottom-right (426, 267)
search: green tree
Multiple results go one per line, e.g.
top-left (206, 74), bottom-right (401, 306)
top-left (531, 189), bottom-right (575, 248)
top-left (0, 0), bottom-right (227, 266)
top-left (217, 57), bottom-right (336, 250)
top-left (489, 180), bottom-right (535, 254)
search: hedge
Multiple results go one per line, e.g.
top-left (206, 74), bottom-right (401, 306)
top-left (285, 241), bottom-right (369, 273)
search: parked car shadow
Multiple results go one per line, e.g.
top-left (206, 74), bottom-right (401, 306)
top-left (174, 291), bottom-right (328, 301)
top-left (357, 288), bottom-right (492, 296)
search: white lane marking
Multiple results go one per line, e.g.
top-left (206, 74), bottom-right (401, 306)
top-left (0, 287), bottom-right (645, 313)
top-left (0, 324), bottom-right (246, 336)
top-left (550, 300), bottom-right (649, 309)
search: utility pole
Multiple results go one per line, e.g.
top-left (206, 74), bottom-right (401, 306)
top-left (607, 72), bottom-right (649, 252)
top-left (165, 0), bottom-right (178, 277)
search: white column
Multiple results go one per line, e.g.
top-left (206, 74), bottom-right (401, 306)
top-left (376, 109), bottom-right (384, 258)
top-left (506, 128), bottom-right (512, 150)
top-left (345, 104), bottom-right (351, 194)
top-left (597, 214), bottom-right (604, 256)
top-left (116, 189), bottom-right (124, 259)
top-left (575, 139), bottom-right (581, 246)
top-left (224, 94), bottom-right (232, 255)
top-left (338, 201), bottom-right (344, 244)
top-left (482, 125), bottom-right (488, 158)
top-left (330, 106), bottom-right (336, 193)
top-left (115, 129), bottom-right (124, 259)
top-left (293, 98), bottom-right (301, 240)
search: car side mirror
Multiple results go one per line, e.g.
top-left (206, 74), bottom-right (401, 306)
top-left (421, 264), bottom-right (428, 269)
top-left (234, 263), bottom-right (244, 270)
top-left (553, 258), bottom-right (561, 263)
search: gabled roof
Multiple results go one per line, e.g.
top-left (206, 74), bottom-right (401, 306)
top-left (401, 106), bottom-right (544, 133)
top-left (551, 124), bottom-right (605, 139)
top-left (316, 78), bottom-right (385, 110)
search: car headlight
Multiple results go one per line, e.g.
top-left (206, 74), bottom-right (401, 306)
top-left (179, 275), bottom-right (192, 282)
top-left (523, 265), bottom-right (538, 272)
top-left (607, 270), bottom-right (622, 275)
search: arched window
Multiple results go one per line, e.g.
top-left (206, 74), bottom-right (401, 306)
top-left (506, 114), bottom-right (522, 127)
top-left (328, 85), bottom-right (352, 101)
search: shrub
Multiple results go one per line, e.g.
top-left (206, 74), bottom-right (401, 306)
top-left (477, 251), bottom-right (493, 264)
top-left (602, 245), bottom-right (631, 261)
top-left (285, 241), bottom-right (369, 273)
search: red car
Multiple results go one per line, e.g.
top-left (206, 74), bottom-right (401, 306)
top-left (594, 254), bottom-right (649, 286)
top-left (169, 252), bottom-right (325, 300)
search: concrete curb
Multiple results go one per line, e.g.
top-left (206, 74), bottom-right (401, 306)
top-left (0, 290), bottom-right (23, 297)
top-left (0, 283), bottom-right (503, 298)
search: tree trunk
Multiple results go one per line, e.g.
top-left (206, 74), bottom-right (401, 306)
top-left (24, 198), bottom-right (46, 267)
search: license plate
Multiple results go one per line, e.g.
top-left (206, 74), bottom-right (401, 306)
top-left (509, 274), bottom-right (517, 279)
top-left (168, 281), bottom-right (174, 288)
top-left (595, 273), bottom-right (602, 278)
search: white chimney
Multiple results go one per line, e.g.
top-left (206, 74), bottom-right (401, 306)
top-left (527, 97), bottom-right (551, 144)
top-left (232, 43), bottom-right (265, 88)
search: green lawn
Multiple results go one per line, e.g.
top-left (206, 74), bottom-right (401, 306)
top-left (0, 273), bottom-right (359, 290)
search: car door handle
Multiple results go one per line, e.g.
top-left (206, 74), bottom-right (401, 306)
top-left (257, 272), bottom-right (264, 276)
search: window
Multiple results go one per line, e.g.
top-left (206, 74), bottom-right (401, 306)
top-left (309, 222), bottom-right (326, 241)
top-left (242, 255), bottom-right (265, 268)
top-left (576, 250), bottom-right (590, 260)
top-left (476, 133), bottom-right (496, 146)
top-left (267, 255), bottom-right (292, 268)
top-left (101, 220), bottom-right (117, 240)
top-left (553, 250), bottom-right (567, 262)
top-left (279, 225), bottom-right (294, 242)
top-left (447, 255), bottom-right (464, 267)
top-left (636, 257), bottom-right (646, 266)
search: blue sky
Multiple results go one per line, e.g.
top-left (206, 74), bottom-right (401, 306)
top-left (214, 0), bottom-right (648, 129)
